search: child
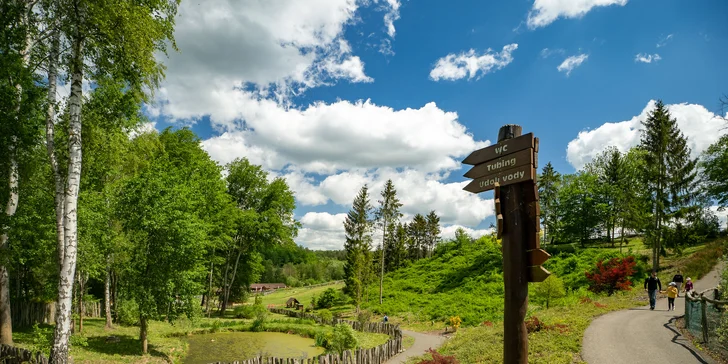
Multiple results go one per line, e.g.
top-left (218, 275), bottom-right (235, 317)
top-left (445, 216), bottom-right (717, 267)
top-left (664, 282), bottom-right (678, 311)
top-left (684, 277), bottom-right (694, 294)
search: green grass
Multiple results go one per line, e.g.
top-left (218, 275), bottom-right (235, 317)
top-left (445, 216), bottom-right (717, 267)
top-left (14, 314), bottom-right (390, 363)
top-left (401, 239), bottom-right (725, 364)
top-left (250, 282), bottom-right (345, 307)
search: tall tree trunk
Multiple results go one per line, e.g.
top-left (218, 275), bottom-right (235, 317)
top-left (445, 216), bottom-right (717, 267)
top-left (219, 247), bottom-right (233, 315)
top-left (50, 34), bottom-right (84, 364)
top-left (46, 31), bottom-right (65, 271)
top-left (140, 315), bottom-right (148, 354)
top-left (222, 246), bottom-right (244, 315)
top-left (105, 267), bottom-right (112, 329)
top-left (206, 259), bottom-right (214, 318)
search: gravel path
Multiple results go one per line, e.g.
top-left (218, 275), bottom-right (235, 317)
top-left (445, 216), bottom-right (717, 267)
top-left (386, 330), bottom-right (448, 364)
top-left (582, 262), bottom-right (724, 364)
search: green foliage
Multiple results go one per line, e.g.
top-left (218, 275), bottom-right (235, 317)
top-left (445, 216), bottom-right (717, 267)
top-left (317, 288), bottom-right (338, 309)
top-left (116, 298), bottom-right (140, 326)
top-left (315, 324), bottom-right (358, 353)
top-left (234, 303), bottom-right (267, 319)
top-left (357, 310), bottom-right (373, 325)
top-left (318, 309), bottom-right (333, 323)
top-left (702, 134), bottom-right (728, 208)
top-left (532, 275), bottom-right (566, 309)
top-left (344, 185), bottom-right (374, 310)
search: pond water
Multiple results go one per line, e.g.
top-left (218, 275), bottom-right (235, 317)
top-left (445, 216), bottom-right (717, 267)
top-left (183, 332), bottom-right (324, 364)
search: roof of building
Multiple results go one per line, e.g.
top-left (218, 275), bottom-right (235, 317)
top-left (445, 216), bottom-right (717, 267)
top-left (250, 283), bottom-right (286, 289)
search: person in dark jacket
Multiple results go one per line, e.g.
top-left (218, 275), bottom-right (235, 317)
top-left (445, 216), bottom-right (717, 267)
top-left (672, 270), bottom-right (684, 297)
top-left (644, 271), bottom-right (662, 310)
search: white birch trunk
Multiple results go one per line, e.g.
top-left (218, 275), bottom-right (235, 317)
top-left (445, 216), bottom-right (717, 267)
top-left (50, 33), bottom-right (84, 364)
top-left (45, 31), bottom-right (65, 270)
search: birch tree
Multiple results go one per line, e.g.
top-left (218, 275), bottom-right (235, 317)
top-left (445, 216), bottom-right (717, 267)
top-left (41, 0), bottom-right (179, 361)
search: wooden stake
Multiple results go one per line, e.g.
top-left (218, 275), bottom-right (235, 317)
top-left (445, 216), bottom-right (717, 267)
top-left (499, 124), bottom-right (528, 364)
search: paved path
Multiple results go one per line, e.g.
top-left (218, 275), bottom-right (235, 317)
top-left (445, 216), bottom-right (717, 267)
top-left (386, 330), bottom-right (447, 364)
top-left (582, 263), bottom-right (724, 364)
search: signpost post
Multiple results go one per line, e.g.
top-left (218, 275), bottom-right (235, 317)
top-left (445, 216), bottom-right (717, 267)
top-left (462, 124), bottom-right (550, 364)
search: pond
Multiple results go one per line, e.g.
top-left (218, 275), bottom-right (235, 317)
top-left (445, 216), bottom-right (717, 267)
top-left (183, 332), bottom-right (325, 364)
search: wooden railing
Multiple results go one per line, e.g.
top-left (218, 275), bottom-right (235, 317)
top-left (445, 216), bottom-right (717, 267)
top-left (685, 287), bottom-right (727, 343)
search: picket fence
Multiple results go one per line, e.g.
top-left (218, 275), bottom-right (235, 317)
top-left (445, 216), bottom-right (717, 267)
top-left (11, 301), bottom-right (103, 328)
top-left (209, 308), bottom-right (404, 364)
top-left (0, 344), bottom-right (48, 364)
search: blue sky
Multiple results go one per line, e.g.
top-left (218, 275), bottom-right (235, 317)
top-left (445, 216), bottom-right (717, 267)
top-left (138, 0), bottom-right (728, 249)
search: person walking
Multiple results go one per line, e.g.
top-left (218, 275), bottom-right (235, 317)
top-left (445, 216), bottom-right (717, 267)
top-left (644, 271), bottom-right (662, 310)
top-left (664, 282), bottom-right (678, 311)
top-left (672, 270), bottom-right (684, 297)
top-left (684, 277), bottom-right (694, 294)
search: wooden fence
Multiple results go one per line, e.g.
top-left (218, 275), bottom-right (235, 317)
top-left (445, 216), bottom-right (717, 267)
top-left (211, 308), bottom-right (405, 364)
top-left (685, 287), bottom-right (726, 344)
top-left (11, 301), bottom-right (103, 328)
top-left (0, 344), bottom-right (48, 364)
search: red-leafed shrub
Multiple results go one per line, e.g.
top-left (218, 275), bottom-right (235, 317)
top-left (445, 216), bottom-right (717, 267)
top-left (525, 316), bottom-right (543, 333)
top-left (417, 349), bottom-right (459, 364)
top-left (481, 321), bottom-right (493, 327)
top-left (585, 256), bottom-right (637, 295)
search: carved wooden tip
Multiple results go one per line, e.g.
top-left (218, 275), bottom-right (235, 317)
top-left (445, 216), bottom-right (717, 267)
top-left (497, 124), bottom-right (523, 142)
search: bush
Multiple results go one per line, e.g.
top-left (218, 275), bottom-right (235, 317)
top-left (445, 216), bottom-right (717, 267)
top-left (117, 298), bottom-right (140, 326)
top-left (357, 310), bottom-right (372, 325)
top-left (315, 324), bottom-right (358, 353)
top-left (317, 288), bottom-right (337, 309)
top-left (234, 302), bottom-right (267, 319)
top-left (585, 256), bottom-right (637, 295)
top-left (416, 349), bottom-right (459, 364)
top-left (318, 309), bottom-right (333, 323)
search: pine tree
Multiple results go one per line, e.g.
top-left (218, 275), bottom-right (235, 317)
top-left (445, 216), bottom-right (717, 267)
top-left (343, 185), bottom-right (373, 312)
top-left (388, 223), bottom-right (408, 271)
top-left (587, 147), bottom-right (626, 247)
top-left (374, 180), bottom-right (402, 304)
top-left (639, 100), bottom-right (698, 271)
top-left (538, 162), bottom-right (560, 244)
top-left (425, 211), bottom-right (441, 257)
top-left (407, 214), bottom-right (427, 260)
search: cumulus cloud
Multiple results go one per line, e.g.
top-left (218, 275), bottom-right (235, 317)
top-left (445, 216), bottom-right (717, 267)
top-left (527, 0), bottom-right (628, 29)
top-left (430, 44), bottom-right (518, 81)
top-left (200, 96), bottom-right (489, 173)
top-left (128, 122), bottom-right (158, 139)
top-left (635, 53), bottom-right (661, 63)
top-left (441, 225), bottom-right (494, 241)
top-left (149, 0), bottom-right (372, 122)
top-left (566, 100), bottom-right (728, 170)
top-left (557, 54), bottom-right (588, 76)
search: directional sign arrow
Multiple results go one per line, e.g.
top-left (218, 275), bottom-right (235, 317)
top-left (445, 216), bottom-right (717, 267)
top-left (527, 249), bottom-right (550, 266)
top-left (463, 165), bottom-right (534, 194)
top-left (462, 133), bottom-right (534, 165)
top-left (528, 265), bottom-right (551, 283)
top-left (464, 148), bottom-right (534, 179)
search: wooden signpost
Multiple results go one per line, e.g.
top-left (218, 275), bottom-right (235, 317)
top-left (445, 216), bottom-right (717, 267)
top-left (462, 125), bottom-right (550, 364)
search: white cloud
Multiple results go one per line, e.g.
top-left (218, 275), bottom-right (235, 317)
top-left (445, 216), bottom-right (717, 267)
top-left (527, 0), bottom-right (628, 29)
top-left (297, 212), bottom-right (348, 250)
top-left (381, 0), bottom-right (401, 38)
top-left (656, 34), bottom-right (674, 48)
top-left (200, 96), bottom-right (489, 174)
top-left (441, 225), bottom-right (494, 241)
top-left (128, 122), bottom-right (158, 139)
top-left (557, 54), bottom-right (588, 76)
top-left (635, 53), bottom-right (661, 63)
top-left (150, 0), bottom-right (373, 122)
top-left (566, 100), bottom-right (728, 170)
top-left (709, 207), bottom-right (728, 229)
top-left (429, 44), bottom-right (518, 81)
top-left (540, 47), bottom-right (565, 58)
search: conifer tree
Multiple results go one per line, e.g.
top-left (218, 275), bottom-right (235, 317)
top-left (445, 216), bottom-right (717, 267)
top-left (538, 162), bottom-right (560, 244)
top-left (425, 211), bottom-right (441, 257)
top-left (343, 185), bottom-right (373, 311)
top-left (374, 180), bottom-right (402, 304)
top-left (639, 100), bottom-right (698, 271)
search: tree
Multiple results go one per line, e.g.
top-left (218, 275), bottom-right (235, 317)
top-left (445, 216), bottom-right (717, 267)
top-left (387, 223), bottom-right (408, 271)
top-left (116, 129), bottom-right (226, 354)
top-left (701, 135), bottom-right (728, 209)
top-left (0, 0), bottom-right (44, 344)
top-left (538, 162), bottom-right (560, 245)
top-left (343, 185), bottom-right (373, 312)
top-left (425, 211), bottom-right (441, 257)
top-left (374, 180), bottom-right (402, 304)
top-left (407, 214), bottom-right (427, 260)
top-left (39, 0), bottom-right (179, 361)
top-left (532, 275), bottom-right (565, 309)
top-left (639, 100), bottom-right (698, 271)
top-left (587, 147), bottom-right (626, 246)
top-left (556, 172), bottom-right (606, 246)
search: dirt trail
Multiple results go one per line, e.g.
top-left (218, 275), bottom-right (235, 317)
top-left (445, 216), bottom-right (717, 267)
top-left (386, 330), bottom-right (447, 364)
top-left (582, 262), bottom-right (724, 364)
